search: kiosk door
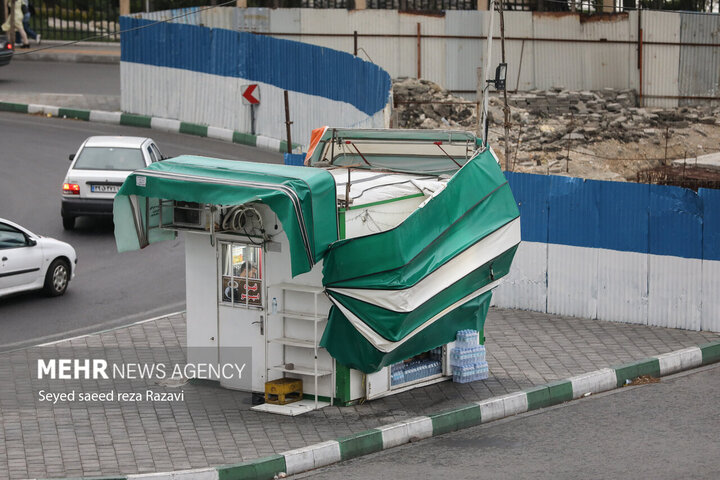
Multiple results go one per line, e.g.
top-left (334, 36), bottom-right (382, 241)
top-left (217, 242), bottom-right (266, 391)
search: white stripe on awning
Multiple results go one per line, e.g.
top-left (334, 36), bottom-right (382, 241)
top-left (329, 278), bottom-right (501, 353)
top-left (327, 217), bottom-right (520, 312)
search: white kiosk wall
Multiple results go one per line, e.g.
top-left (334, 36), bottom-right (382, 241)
top-left (184, 205), bottom-right (334, 399)
top-left (185, 233), bottom-right (219, 378)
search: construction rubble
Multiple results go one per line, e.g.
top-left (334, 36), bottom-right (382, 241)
top-left (392, 77), bottom-right (720, 184)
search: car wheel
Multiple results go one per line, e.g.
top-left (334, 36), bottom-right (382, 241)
top-left (44, 259), bottom-right (70, 297)
top-left (62, 215), bottom-right (75, 230)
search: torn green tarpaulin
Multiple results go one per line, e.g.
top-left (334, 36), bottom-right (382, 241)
top-left (320, 149), bottom-right (520, 373)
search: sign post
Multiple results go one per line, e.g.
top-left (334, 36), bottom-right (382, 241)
top-left (241, 84), bottom-right (260, 135)
top-left (284, 90), bottom-right (293, 154)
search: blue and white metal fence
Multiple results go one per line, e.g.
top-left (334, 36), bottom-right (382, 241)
top-left (493, 172), bottom-right (720, 333)
top-left (120, 17), bottom-right (392, 148)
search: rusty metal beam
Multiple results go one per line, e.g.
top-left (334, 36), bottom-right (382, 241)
top-left (254, 31), bottom-right (720, 48)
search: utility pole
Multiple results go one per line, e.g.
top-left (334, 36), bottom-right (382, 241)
top-left (499, 0), bottom-right (510, 171)
top-left (481, 0), bottom-right (495, 149)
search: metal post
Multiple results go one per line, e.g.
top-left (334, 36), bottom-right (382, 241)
top-left (499, 0), bottom-right (510, 171)
top-left (353, 30), bottom-right (358, 56)
top-left (638, 7), bottom-right (643, 107)
top-left (416, 23), bottom-right (421, 79)
top-left (482, 0), bottom-right (496, 148)
top-left (476, 67), bottom-right (483, 138)
top-left (250, 104), bottom-right (255, 135)
top-left (284, 90), bottom-right (293, 154)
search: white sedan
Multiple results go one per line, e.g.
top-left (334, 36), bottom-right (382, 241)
top-left (61, 136), bottom-right (165, 230)
top-left (0, 218), bottom-right (77, 298)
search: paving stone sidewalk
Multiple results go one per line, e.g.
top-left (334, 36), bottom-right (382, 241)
top-left (0, 309), bottom-right (717, 480)
top-left (0, 92), bottom-right (121, 112)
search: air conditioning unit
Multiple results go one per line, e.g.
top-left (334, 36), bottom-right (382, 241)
top-left (172, 201), bottom-right (203, 228)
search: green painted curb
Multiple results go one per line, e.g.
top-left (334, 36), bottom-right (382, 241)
top-left (546, 379), bottom-right (573, 405)
top-left (614, 357), bottom-right (661, 387)
top-left (429, 404), bottom-right (482, 435)
top-left (338, 429), bottom-right (383, 461)
top-left (0, 101), bottom-right (28, 113)
top-left (233, 130), bottom-right (257, 147)
top-left (700, 340), bottom-right (720, 365)
top-left (180, 121), bottom-right (208, 137)
top-left (1, 101), bottom-right (296, 153)
top-left (525, 384), bottom-right (551, 410)
top-left (58, 107), bottom-right (90, 121)
top-left (120, 113), bottom-right (152, 128)
top-left (217, 454), bottom-right (286, 480)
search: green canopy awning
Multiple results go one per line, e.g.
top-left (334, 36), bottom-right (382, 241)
top-left (319, 148), bottom-right (520, 373)
top-left (113, 155), bottom-right (338, 277)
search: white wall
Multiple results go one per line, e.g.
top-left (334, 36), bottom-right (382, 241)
top-left (121, 63), bottom-right (386, 148)
top-left (493, 243), bottom-right (719, 333)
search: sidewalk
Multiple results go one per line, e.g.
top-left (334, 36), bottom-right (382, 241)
top-left (0, 308), bottom-right (717, 480)
top-left (1, 41), bottom-right (121, 111)
top-left (11, 40), bottom-right (120, 64)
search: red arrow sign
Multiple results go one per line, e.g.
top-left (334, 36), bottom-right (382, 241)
top-left (242, 84), bottom-right (260, 105)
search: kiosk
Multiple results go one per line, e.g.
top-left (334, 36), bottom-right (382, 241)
top-left (113, 128), bottom-right (520, 414)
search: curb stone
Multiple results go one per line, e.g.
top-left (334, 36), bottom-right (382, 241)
top-left (0, 101), bottom-right (300, 154)
top-left (32, 340), bottom-right (720, 480)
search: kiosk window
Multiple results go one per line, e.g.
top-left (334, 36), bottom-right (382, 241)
top-left (221, 243), bottom-right (262, 308)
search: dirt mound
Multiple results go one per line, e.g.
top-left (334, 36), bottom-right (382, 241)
top-left (392, 77), bottom-right (720, 184)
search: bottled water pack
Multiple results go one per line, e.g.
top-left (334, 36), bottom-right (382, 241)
top-left (451, 329), bottom-right (489, 383)
top-left (390, 358), bottom-right (443, 386)
top-left (452, 361), bottom-right (489, 383)
top-left (449, 345), bottom-right (486, 367)
top-left (455, 329), bottom-right (480, 348)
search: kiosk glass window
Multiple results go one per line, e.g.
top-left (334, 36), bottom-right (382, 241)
top-left (220, 243), bottom-right (262, 308)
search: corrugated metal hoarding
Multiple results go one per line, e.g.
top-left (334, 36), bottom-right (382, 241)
top-left (496, 172), bottom-right (720, 333)
top-left (700, 188), bottom-right (720, 332)
top-left (678, 13), bottom-right (720, 106)
top-left (120, 16), bottom-right (391, 146)
top-left (641, 11), bottom-right (681, 108)
top-left (134, 7), bottom-right (720, 106)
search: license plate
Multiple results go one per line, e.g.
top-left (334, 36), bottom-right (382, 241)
top-left (91, 184), bottom-right (120, 193)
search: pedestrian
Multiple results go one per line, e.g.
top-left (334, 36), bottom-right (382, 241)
top-left (15, 1), bottom-right (40, 45)
top-left (2, 0), bottom-right (30, 48)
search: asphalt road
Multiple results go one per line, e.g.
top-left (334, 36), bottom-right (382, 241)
top-left (0, 111), bottom-right (281, 351)
top-left (297, 364), bottom-right (720, 480)
top-left (0, 60), bottom-right (120, 95)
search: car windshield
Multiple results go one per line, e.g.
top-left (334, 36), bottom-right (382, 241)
top-left (73, 146), bottom-right (145, 171)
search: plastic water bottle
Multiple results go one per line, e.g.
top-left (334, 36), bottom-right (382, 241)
top-left (271, 297), bottom-right (278, 315)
